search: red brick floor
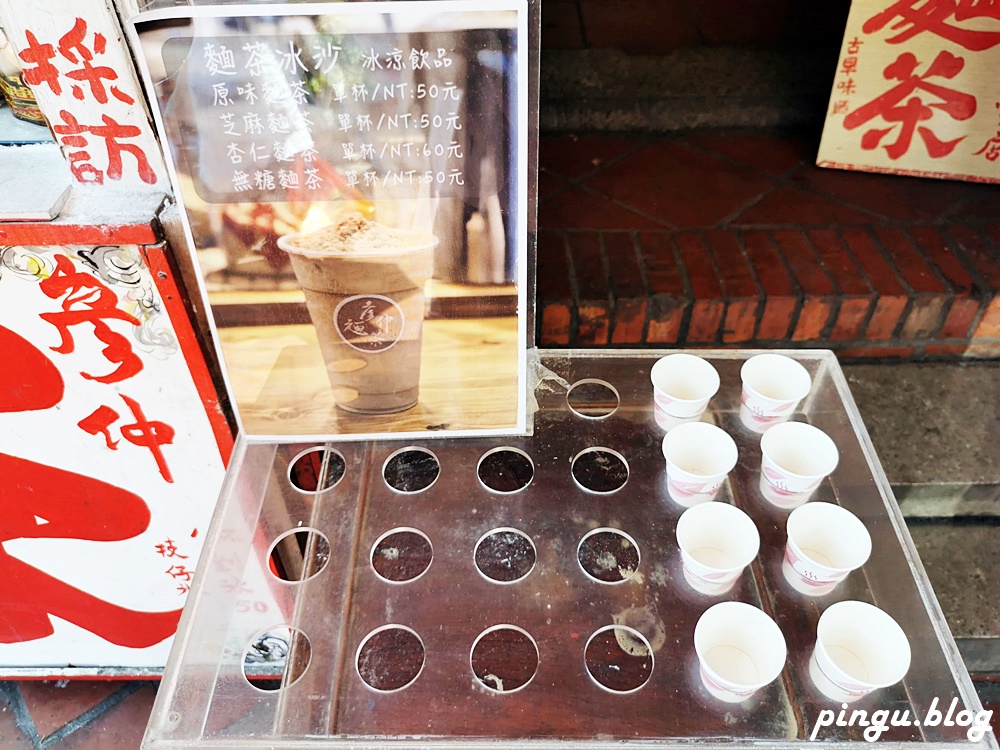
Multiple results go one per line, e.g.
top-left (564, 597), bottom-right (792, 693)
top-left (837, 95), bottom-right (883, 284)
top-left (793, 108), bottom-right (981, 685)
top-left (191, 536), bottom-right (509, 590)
top-left (538, 131), bottom-right (1000, 358)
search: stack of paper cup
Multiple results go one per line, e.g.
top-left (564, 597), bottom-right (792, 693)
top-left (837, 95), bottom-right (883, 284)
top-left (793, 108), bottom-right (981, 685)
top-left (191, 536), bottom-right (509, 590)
top-left (809, 601), bottom-right (911, 702)
top-left (662, 422), bottom-right (739, 507)
top-left (677, 503), bottom-right (759, 595)
top-left (740, 354), bottom-right (812, 433)
top-left (783, 503), bottom-right (872, 596)
top-left (694, 602), bottom-right (786, 703)
top-left (650, 354), bottom-right (720, 431)
top-left (759, 421), bottom-right (839, 508)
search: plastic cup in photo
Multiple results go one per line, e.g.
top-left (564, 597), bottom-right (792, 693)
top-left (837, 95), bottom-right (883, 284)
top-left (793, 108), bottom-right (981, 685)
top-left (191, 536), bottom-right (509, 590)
top-left (759, 422), bottom-right (839, 509)
top-left (662, 422), bottom-right (738, 507)
top-left (277, 228), bottom-right (436, 415)
top-left (809, 601), bottom-right (911, 703)
top-left (740, 353), bottom-right (812, 433)
top-left (677, 503), bottom-right (759, 596)
top-left (650, 354), bottom-right (720, 421)
top-left (782, 503), bottom-right (872, 596)
top-left (695, 602), bottom-right (786, 703)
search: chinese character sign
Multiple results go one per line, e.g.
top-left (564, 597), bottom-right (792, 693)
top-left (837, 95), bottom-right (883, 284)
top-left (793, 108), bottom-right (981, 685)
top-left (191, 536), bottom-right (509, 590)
top-left (818, 0), bottom-right (1000, 182)
top-left (0, 246), bottom-right (225, 670)
top-left (0, 0), bottom-right (167, 187)
top-left (157, 32), bottom-right (473, 204)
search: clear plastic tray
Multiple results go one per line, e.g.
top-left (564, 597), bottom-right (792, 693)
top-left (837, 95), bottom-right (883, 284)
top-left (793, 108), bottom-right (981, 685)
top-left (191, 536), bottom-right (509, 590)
top-left (144, 349), bottom-right (995, 750)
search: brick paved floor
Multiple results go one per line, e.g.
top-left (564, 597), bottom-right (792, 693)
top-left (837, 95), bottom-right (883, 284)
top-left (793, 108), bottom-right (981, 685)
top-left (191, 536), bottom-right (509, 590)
top-left (537, 130), bottom-right (1000, 358)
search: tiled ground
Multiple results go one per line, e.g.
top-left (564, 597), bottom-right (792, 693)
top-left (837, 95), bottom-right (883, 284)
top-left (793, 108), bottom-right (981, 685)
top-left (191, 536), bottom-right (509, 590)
top-left (537, 131), bottom-right (1000, 358)
top-left (3, 130), bottom-right (1000, 746)
top-left (0, 675), bottom-right (996, 746)
top-left (0, 681), bottom-right (156, 748)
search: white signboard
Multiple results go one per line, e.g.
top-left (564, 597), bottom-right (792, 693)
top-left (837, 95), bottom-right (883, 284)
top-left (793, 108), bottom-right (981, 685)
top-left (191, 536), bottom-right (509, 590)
top-left (0, 245), bottom-right (226, 670)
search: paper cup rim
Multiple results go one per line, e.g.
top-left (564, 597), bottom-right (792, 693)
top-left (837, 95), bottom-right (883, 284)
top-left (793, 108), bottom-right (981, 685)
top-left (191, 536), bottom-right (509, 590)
top-left (694, 602), bottom-right (786, 688)
top-left (760, 422), bottom-right (839, 479)
top-left (817, 601), bottom-right (911, 687)
top-left (277, 231), bottom-right (439, 258)
top-left (650, 354), bottom-right (720, 403)
top-left (740, 354), bottom-right (812, 402)
top-left (677, 503), bottom-right (760, 570)
top-left (661, 422), bottom-right (738, 474)
top-left (786, 503), bottom-right (872, 572)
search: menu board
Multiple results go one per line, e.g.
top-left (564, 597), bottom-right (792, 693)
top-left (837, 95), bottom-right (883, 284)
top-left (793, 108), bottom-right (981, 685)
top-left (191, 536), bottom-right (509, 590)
top-left (163, 33), bottom-right (480, 205)
top-left (131, 1), bottom-right (531, 441)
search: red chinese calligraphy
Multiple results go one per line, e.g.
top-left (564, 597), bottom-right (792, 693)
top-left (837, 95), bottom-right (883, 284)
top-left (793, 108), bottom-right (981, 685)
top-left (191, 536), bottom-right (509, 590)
top-left (843, 51), bottom-right (976, 159)
top-left (78, 405), bottom-right (120, 448)
top-left (53, 111), bottom-right (156, 185)
top-left (77, 394), bottom-right (176, 483)
top-left (0, 326), bottom-right (64, 413)
top-left (973, 101), bottom-right (1000, 160)
top-left (58, 18), bottom-right (135, 104)
top-left (864, 0), bottom-right (1000, 51)
top-left (155, 539), bottom-right (188, 559)
top-left (18, 31), bottom-right (61, 94)
top-left (0, 453), bottom-right (181, 646)
top-left (19, 18), bottom-right (135, 103)
top-left (38, 254), bottom-right (143, 384)
top-left (165, 564), bottom-right (194, 582)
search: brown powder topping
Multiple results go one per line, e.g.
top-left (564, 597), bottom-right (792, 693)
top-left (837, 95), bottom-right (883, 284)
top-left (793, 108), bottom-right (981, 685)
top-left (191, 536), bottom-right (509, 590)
top-left (291, 213), bottom-right (429, 254)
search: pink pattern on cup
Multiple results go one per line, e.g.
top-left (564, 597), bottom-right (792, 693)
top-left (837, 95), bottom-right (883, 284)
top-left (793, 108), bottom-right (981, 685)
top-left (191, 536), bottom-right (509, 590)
top-left (668, 478), bottom-right (710, 499)
top-left (654, 394), bottom-right (674, 410)
top-left (784, 546), bottom-right (828, 588)
top-left (700, 667), bottom-right (754, 699)
top-left (763, 467), bottom-right (821, 496)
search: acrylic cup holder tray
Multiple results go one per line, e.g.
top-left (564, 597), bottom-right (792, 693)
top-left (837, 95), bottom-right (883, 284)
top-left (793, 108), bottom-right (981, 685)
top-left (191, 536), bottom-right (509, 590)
top-left (145, 350), bottom-right (994, 750)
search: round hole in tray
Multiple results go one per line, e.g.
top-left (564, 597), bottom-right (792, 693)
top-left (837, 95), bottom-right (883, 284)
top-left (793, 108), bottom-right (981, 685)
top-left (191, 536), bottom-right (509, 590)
top-left (356, 625), bottom-right (425, 692)
top-left (577, 527), bottom-right (640, 584)
top-left (287, 447), bottom-right (346, 494)
top-left (383, 447), bottom-right (440, 494)
top-left (584, 625), bottom-right (653, 694)
top-left (477, 447), bottom-right (534, 494)
top-left (571, 447), bottom-right (629, 494)
top-left (267, 528), bottom-right (331, 583)
top-left (567, 379), bottom-right (620, 419)
top-left (242, 625), bottom-right (312, 692)
top-left (470, 625), bottom-right (539, 694)
top-left (371, 528), bottom-right (433, 583)
top-left (474, 528), bottom-right (536, 584)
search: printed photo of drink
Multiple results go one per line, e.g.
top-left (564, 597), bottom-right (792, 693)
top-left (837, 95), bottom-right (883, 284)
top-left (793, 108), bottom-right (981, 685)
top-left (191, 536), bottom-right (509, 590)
top-left (279, 214), bottom-right (436, 414)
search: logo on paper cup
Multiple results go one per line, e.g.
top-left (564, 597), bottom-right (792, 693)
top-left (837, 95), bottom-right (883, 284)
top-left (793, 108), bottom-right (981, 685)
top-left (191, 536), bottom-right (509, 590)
top-left (784, 546), bottom-right (842, 588)
top-left (334, 294), bottom-right (405, 353)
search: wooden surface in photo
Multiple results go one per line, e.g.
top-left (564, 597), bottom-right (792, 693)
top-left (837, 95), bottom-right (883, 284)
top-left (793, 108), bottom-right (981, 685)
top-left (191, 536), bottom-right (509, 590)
top-left (220, 317), bottom-right (520, 436)
top-left (818, 0), bottom-right (1000, 183)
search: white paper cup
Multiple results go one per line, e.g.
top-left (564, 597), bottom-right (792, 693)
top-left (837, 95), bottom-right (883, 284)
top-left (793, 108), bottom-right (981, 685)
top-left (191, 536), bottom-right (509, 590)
top-left (809, 601), bottom-right (911, 702)
top-left (783, 503), bottom-right (872, 596)
top-left (650, 354), bottom-right (720, 420)
top-left (653, 409), bottom-right (700, 432)
top-left (677, 503), bottom-right (759, 595)
top-left (695, 602), bottom-right (786, 703)
top-left (740, 354), bottom-right (812, 433)
top-left (662, 422), bottom-right (738, 507)
top-left (759, 422), bottom-right (839, 508)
